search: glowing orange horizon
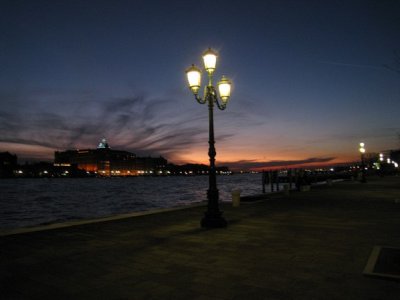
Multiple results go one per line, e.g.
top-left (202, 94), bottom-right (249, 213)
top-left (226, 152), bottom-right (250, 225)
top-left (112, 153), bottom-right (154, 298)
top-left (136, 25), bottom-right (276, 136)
top-left (171, 149), bottom-right (357, 171)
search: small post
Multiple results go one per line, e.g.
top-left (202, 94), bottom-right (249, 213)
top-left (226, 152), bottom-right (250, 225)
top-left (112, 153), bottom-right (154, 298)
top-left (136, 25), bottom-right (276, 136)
top-left (270, 171), bottom-right (274, 192)
top-left (275, 171), bottom-right (279, 191)
top-left (262, 170), bottom-right (266, 194)
top-left (284, 184), bottom-right (290, 196)
top-left (231, 189), bottom-right (241, 207)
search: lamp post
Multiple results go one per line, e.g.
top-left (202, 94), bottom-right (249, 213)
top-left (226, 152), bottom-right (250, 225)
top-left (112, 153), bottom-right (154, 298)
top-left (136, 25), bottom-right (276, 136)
top-left (186, 48), bottom-right (232, 228)
top-left (359, 142), bottom-right (366, 183)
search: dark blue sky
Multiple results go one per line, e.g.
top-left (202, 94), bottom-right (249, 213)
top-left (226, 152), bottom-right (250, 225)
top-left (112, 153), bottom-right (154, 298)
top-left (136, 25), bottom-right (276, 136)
top-left (1, 0), bottom-right (399, 169)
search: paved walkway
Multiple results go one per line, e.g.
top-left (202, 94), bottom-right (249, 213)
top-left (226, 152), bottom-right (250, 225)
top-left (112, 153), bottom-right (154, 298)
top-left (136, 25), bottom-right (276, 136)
top-left (1, 176), bottom-right (400, 299)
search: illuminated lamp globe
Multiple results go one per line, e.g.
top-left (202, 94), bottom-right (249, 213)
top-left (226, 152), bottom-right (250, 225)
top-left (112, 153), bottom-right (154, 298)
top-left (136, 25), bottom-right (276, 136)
top-left (202, 48), bottom-right (218, 74)
top-left (186, 64), bottom-right (202, 94)
top-left (359, 142), bottom-right (365, 147)
top-left (359, 147), bottom-right (365, 154)
top-left (217, 76), bottom-right (232, 104)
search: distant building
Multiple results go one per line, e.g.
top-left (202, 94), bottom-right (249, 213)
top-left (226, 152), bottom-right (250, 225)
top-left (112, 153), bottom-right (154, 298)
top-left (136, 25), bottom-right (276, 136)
top-left (389, 149), bottom-right (400, 163)
top-left (0, 152), bottom-right (17, 178)
top-left (54, 139), bottom-right (167, 176)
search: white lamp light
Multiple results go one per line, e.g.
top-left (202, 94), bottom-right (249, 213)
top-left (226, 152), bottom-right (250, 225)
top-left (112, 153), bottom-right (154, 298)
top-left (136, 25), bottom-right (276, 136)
top-left (202, 48), bottom-right (218, 74)
top-left (186, 64), bottom-right (202, 94)
top-left (217, 76), bottom-right (232, 104)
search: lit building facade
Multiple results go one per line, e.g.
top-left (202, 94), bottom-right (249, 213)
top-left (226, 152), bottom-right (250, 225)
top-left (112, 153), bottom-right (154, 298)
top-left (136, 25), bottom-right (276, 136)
top-left (54, 139), bottom-right (167, 176)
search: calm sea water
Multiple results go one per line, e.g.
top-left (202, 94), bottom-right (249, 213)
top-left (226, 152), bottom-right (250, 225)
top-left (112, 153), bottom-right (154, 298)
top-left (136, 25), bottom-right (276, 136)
top-left (0, 173), bottom-right (270, 229)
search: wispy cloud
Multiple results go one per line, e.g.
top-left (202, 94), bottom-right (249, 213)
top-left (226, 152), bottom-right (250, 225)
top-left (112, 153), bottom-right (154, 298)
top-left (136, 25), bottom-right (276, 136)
top-left (0, 91), bottom-right (216, 161)
top-left (219, 157), bottom-right (336, 170)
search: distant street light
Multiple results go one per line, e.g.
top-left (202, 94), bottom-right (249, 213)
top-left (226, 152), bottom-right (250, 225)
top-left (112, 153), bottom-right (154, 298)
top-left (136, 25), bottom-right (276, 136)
top-left (359, 142), bottom-right (366, 183)
top-left (379, 153), bottom-right (384, 162)
top-left (186, 48), bottom-right (232, 228)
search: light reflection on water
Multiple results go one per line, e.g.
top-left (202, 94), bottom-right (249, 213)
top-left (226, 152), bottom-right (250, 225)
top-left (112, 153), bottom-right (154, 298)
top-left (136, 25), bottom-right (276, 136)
top-left (0, 173), bottom-right (270, 229)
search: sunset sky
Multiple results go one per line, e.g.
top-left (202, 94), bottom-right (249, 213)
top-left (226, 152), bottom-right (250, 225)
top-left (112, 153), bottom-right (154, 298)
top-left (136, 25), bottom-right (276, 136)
top-left (1, 0), bottom-right (399, 170)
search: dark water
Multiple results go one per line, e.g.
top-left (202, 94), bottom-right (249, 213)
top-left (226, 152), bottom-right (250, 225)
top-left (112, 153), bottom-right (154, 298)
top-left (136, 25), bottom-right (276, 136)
top-left (0, 173), bottom-right (273, 229)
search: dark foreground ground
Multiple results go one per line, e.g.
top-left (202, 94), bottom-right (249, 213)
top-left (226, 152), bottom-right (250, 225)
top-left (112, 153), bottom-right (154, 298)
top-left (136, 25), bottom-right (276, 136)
top-left (1, 176), bottom-right (400, 299)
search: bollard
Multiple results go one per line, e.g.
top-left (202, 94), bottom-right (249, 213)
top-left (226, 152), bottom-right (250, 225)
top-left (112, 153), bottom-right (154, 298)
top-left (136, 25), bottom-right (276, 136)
top-left (327, 179), bottom-right (333, 186)
top-left (283, 184), bottom-right (290, 196)
top-left (231, 189), bottom-right (241, 207)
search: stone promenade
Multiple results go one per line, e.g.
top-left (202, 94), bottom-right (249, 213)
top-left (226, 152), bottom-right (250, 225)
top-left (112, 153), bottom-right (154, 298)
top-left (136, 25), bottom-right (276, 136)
top-left (1, 176), bottom-right (400, 299)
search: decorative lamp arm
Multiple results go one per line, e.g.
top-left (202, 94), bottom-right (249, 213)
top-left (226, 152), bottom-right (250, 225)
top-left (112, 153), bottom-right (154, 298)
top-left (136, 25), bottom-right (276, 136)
top-left (208, 86), bottom-right (226, 110)
top-left (215, 96), bottom-right (227, 110)
top-left (195, 94), bottom-right (206, 104)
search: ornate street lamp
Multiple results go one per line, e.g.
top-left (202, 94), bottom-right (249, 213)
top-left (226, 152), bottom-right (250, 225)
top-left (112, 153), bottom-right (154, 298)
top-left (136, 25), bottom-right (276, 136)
top-left (359, 142), bottom-right (366, 183)
top-left (186, 48), bottom-right (232, 228)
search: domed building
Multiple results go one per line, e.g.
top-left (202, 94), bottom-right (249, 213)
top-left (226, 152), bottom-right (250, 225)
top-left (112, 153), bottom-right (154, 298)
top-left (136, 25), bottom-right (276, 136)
top-left (54, 139), bottom-right (167, 176)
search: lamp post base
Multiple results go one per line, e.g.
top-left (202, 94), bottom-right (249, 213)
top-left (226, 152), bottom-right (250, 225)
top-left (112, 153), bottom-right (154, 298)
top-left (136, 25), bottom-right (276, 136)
top-left (201, 212), bottom-right (227, 228)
